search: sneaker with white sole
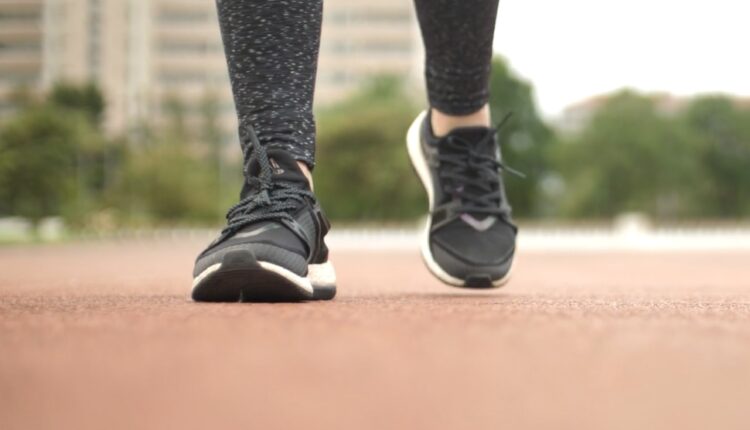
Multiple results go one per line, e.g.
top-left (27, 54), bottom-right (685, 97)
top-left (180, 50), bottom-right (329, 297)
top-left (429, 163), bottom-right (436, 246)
top-left (406, 110), bottom-right (519, 289)
top-left (192, 126), bottom-right (336, 302)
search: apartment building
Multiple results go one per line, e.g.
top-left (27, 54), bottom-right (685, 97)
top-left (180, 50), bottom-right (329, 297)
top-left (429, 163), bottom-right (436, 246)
top-left (0, 0), bottom-right (44, 115)
top-left (318, 0), bottom-right (422, 103)
top-left (0, 0), bottom-right (422, 138)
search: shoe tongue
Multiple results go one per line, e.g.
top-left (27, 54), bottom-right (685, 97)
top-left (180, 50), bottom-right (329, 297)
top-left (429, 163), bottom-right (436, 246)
top-left (443, 126), bottom-right (494, 155)
top-left (448, 126), bottom-right (491, 142)
top-left (440, 127), bottom-right (499, 224)
top-left (241, 148), bottom-right (310, 199)
top-left (265, 149), bottom-right (310, 189)
top-left (245, 147), bottom-right (310, 188)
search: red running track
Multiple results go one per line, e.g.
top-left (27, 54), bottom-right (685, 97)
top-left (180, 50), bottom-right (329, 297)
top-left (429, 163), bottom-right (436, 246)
top-left (1, 238), bottom-right (750, 430)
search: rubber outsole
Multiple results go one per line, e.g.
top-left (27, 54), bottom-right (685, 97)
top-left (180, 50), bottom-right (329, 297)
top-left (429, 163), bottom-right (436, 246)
top-left (192, 250), bottom-right (336, 302)
top-left (312, 285), bottom-right (336, 301)
top-left (406, 111), bottom-right (513, 289)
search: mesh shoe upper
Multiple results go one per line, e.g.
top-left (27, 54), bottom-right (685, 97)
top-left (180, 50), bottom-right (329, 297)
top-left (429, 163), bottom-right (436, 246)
top-left (420, 113), bottom-right (518, 279)
top-left (194, 127), bottom-right (329, 278)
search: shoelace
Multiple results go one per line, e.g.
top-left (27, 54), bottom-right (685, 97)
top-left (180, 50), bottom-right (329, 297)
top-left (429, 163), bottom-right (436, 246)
top-left (434, 114), bottom-right (524, 216)
top-left (223, 125), bottom-right (313, 234)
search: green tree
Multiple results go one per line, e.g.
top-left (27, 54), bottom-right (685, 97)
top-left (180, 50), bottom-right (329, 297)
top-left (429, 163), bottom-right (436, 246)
top-left (0, 107), bottom-right (99, 230)
top-left (681, 96), bottom-right (750, 218)
top-left (315, 78), bottom-right (425, 221)
top-left (111, 94), bottom-right (239, 225)
top-left (554, 91), bottom-right (700, 219)
top-left (199, 92), bottom-right (231, 216)
top-left (115, 137), bottom-right (219, 224)
top-left (487, 57), bottom-right (556, 218)
top-left (47, 83), bottom-right (111, 227)
top-left (49, 82), bottom-right (105, 127)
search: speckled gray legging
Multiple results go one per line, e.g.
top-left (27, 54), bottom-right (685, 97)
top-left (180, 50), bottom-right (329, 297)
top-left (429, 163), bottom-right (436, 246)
top-left (216, 0), bottom-right (500, 168)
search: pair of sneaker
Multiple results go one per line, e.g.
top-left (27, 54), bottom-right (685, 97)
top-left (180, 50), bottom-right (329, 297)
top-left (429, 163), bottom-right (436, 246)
top-left (192, 111), bottom-right (518, 302)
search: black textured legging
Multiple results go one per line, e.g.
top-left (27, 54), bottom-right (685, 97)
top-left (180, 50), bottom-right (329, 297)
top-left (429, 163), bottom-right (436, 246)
top-left (216, 0), bottom-right (500, 168)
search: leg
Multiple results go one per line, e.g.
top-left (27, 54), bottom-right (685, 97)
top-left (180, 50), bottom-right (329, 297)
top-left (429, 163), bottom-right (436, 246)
top-left (192, 1), bottom-right (335, 302)
top-left (407, 0), bottom-right (516, 289)
top-left (413, 0), bottom-right (500, 135)
top-left (216, 0), bottom-right (321, 182)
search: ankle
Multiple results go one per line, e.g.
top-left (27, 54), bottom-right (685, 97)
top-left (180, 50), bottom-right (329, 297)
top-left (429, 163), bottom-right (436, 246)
top-left (430, 104), bottom-right (491, 137)
top-left (297, 161), bottom-right (314, 190)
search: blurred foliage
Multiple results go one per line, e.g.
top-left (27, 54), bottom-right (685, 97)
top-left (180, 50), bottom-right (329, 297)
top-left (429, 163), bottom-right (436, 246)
top-left (488, 57), bottom-right (555, 218)
top-left (682, 96), bottom-right (750, 217)
top-left (314, 77), bottom-right (424, 221)
top-left (0, 103), bottom-right (105, 230)
top-left (49, 82), bottom-right (105, 127)
top-left (554, 91), bottom-right (750, 220)
top-left (554, 91), bottom-right (699, 219)
top-left (110, 94), bottom-right (241, 227)
top-left (114, 135), bottom-right (218, 224)
top-left (0, 84), bottom-right (240, 232)
top-left (0, 107), bottom-right (75, 227)
top-left (2, 59), bottom-right (750, 232)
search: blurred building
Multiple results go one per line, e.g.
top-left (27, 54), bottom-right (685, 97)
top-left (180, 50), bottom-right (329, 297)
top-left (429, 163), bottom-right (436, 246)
top-left (557, 93), bottom-right (691, 134)
top-left (0, 0), bottom-right (44, 116)
top-left (0, 0), bottom-right (422, 139)
top-left (318, 0), bottom-right (422, 103)
top-left (557, 92), bottom-right (750, 134)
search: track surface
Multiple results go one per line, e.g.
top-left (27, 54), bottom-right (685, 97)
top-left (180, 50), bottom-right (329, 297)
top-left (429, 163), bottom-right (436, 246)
top-left (2, 238), bottom-right (750, 430)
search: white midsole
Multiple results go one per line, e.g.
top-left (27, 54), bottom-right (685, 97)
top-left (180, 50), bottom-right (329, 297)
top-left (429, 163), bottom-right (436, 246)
top-left (406, 111), bottom-right (511, 288)
top-left (192, 260), bottom-right (336, 294)
top-left (308, 260), bottom-right (337, 287)
top-left (192, 263), bottom-right (222, 289)
top-left (257, 261), bottom-right (314, 293)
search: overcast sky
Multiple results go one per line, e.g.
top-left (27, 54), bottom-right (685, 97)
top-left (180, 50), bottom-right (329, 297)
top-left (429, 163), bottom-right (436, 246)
top-left (493, 0), bottom-right (750, 117)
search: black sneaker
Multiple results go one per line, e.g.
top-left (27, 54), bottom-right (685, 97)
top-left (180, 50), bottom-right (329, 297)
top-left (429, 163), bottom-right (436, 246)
top-left (406, 110), bottom-right (519, 289)
top-left (192, 127), bottom-right (336, 302)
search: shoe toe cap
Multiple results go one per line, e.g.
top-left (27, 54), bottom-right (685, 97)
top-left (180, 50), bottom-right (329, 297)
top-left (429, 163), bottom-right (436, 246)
top-left (429, 238), bottom-right (515, 283)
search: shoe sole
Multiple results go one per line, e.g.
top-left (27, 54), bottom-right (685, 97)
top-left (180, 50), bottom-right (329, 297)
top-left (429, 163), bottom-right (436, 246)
top-left (192, 250), bottom-right (337, 302)
top-left (406, 110), bottom-right (512, 289)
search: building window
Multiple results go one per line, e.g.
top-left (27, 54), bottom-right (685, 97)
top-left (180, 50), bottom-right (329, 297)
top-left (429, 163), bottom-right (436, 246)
top-left (0, 11), bottom-right (41, 22)
top-left (326, 40), bottom-right (411, 55)
top-left (0, 72), bottom-right (41, 86)
top-left (158, 41), bottom-right (221, 55)
top-left (87, 0), bottom-right (101, 79)
top-left (0, 41), bottom-right (42, 53)
top-left (157, 10), bottom-right (210, 24)
top-left (327, 10), bottom-right (411, 24)
top-left (159, 72), bottom-right (227, 86)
